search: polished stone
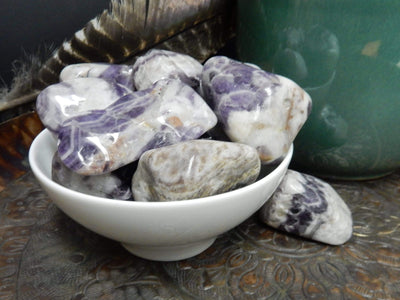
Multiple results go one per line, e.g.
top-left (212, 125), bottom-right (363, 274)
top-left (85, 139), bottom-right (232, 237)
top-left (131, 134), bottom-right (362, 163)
top-left (57, 79), bottom-right (217, 175)
top-left (201, 56), bottom-right (312, 164)
top-left (132, 49), bottom-right (203, 90)
top-left (132, 139), bottom-right (260, 201)
top-left (259, 169), bottom-right (353, 245)
top-left (52, 152), bottom-right (134, 200)
top-left (60, 63), bottom-right (135, 89)
top-left (36, 77), bottom-right (133, 134)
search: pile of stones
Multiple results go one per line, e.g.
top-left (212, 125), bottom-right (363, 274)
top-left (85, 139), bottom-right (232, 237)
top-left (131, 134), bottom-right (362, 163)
top-left (36, 49), bottom-right (352, 245)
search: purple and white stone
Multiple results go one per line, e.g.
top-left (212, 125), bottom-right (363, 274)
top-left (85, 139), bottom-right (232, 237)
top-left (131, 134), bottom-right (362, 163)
top-left (259, 170), bottom-right (353, 245)
top-left (57, 79), bottom-right (217, 175)
top-left (201, 56), bottom-right (312, 163)
top-left (60, 63), bottom-right (135, 89)
top-left (36, 77), bottom-right (133, 134)
top-left (132, 49), bottom-right (203, 90)
top-left (52, 152), bottom-right (134, 200)
top-left (132, 139), bottom-right (261, 201)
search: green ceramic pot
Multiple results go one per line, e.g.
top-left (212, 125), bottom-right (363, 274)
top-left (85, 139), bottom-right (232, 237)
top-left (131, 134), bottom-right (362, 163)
top-left (237, 0), bottom-right (400, 179)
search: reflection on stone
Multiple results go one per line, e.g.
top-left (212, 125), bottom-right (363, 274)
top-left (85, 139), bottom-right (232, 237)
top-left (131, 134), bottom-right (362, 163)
top-left (201, 56), bottom-right (311, 164)
top-left (60, 63), bottom-right (135, 89)
top-left (36, 78), bottom-right (133, 134)
top-left (132, 49), bottom-right (203, 91)
top-left (57, 79), bottom-right (217, 175)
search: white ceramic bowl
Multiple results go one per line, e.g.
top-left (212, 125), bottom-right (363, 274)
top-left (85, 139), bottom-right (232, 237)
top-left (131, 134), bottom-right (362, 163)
top-left (29, 129), bottom-right (293, 261)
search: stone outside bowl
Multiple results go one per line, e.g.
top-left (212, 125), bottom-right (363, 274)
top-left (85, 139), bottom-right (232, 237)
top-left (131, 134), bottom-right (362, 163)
top-left (29, 129), bottom-right (293, 261)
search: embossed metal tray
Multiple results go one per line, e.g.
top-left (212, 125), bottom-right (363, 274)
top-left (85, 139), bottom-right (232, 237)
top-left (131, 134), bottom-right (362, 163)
top-left (1, 112), bottom-right (400, 299)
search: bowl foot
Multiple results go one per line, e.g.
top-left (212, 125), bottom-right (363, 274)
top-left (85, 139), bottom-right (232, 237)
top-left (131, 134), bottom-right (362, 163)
top-left (121, 237), bottom-right (216, 261)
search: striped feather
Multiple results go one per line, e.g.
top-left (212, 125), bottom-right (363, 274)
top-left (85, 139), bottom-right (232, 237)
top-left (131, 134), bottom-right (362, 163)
top-left (1, 0), bottom-right (235, 113)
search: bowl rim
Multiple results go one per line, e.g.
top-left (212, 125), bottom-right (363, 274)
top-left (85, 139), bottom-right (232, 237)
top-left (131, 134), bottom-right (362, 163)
top-left (29, 129), bottom-right (293, 207)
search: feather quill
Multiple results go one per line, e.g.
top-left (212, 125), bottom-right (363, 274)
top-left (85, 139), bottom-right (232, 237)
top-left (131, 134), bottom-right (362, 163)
top-left (0, 0), bottom-right (235, 114)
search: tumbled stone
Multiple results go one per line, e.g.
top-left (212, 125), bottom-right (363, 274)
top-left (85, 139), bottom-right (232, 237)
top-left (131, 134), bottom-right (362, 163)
top-left (201, 56), bottom-right (312, 164)
top-left (59, 63), bottom-right (135, 89)
top-left (52, 152), bottom-right (134, 200)
top-left (259, 170), bottom-right (352, 245)
top-left (132, 49), bottom-right (203, 90)
top-left (132, 140), bottom-right (261, 201)
top-left (57, 79), bottom-right (217, 175)
top-left (36, 77), bottom-right (133, 134)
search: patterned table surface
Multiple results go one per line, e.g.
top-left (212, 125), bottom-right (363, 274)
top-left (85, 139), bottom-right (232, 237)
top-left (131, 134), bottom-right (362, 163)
top-left (1, 113), bottom-right (400, 299)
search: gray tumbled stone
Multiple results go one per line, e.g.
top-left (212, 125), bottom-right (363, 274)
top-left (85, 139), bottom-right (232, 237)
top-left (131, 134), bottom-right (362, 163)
top-left (132, 140), bottom-right (261, 201)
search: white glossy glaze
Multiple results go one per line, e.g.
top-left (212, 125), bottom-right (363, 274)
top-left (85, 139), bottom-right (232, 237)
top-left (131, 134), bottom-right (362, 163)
top-left (29, 129), bottom-right (292, 261)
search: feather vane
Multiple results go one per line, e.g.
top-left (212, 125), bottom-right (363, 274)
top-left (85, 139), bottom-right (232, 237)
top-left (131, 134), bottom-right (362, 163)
top-left (1, 0), bottom-right (235, 116)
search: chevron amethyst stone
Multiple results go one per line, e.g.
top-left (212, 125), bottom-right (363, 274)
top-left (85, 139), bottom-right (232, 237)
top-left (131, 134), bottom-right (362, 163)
top-left (132, 49), bottom-right (203, 90)
top-left (36, 77), bottom-right (133, 134)
top-left (57, 79), bottom-right (217, 175)
top-left (201, 56), bottom-right (312, 164)
top-left (52, 152), bottom-right (134, 200)
top-left (60, 63), bottom-right (135, 89)
top-left (259, 170), bottom-right (353, 245)
top-left (132, 139), bottom-right (261, 201)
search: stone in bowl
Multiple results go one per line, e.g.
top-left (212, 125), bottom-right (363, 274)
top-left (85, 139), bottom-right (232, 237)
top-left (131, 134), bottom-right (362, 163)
top-left (29, 129), bottom-right (293, 261)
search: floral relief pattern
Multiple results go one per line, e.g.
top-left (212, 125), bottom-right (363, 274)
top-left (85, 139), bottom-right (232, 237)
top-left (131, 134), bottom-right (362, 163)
top-left (163, 173), bottom-right (400, 299)
top-left (0, 165), bottom-right (400, 299)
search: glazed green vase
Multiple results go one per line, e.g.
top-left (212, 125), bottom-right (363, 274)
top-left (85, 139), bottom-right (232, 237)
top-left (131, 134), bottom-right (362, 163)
top-left (237, 0), bottom-right (400, 179)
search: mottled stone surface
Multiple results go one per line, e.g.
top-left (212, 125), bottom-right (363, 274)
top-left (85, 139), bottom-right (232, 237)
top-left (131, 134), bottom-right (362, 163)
top-left (57, 79), bottom-right (217, 175)
top-left (259, 170), bottom-right (352, 245)
top-left (132, 140), bottom-right (261, 201)
top-left (201, 56), bottom-right (312, 163)
top-left (60, 63), bottom-right (135, 89)
top-left (51, 152), bottom-right (134, 200)
top-left (132, 49), bottom-right (203, 90)
top-left (36, 77), bottom-right (133, 134)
